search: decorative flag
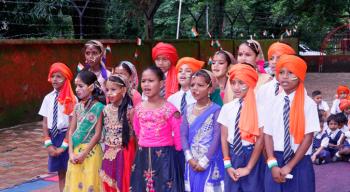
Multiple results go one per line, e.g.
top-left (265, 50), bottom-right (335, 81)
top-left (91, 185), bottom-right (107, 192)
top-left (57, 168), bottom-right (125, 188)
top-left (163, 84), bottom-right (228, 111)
top-left (191, 26), bottom-right (199, 38)
top-left (208, 56), bottom-right (213, 65)
top-left (210, 39), bottom-right (214, 47)
top-left (136, 37), bottom-right (142, 46)
top-left (240, 33), bottom-right (244, 37)
top-left (285, 29), bottom-right (291, 36)
top-left (77, 62), bottom-right (84, 72)
top-left (214, 40), bottom-right (221, 49)
top-left (208, 31), bottom-right (212, 38)
top-left (263, 30), bottom-right (267, 37)
top-left (106, 45), bottom-right (111, 53)
top-left (271, 33), bottom-right (275, 39)
top-left (134, 49), bottom-right (139, 59)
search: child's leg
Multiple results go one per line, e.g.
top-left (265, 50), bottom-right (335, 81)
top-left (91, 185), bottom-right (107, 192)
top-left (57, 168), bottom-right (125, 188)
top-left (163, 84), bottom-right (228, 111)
top-left (318, 149), bottom-right (331, 163)
top-left (58, 170), bottom-right (66, 192)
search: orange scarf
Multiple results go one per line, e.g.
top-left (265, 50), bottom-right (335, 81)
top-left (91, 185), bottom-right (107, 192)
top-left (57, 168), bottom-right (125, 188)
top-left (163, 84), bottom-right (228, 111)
top-left (276, 55), bottom-right (307, 144)
top-left (152, 42), bottom-right (179, 98)
top-left (339, 99), bottom-right (350, 111)
top-left (48, 62), bottom-right (76, 115)
top-left (337, 85), bottom-right (350, 96)
top-left (228, 64), bottom-right (259, 143)
top-left (268, 42), bottom-right (296, 60)
top-left (176, 57), bottom-right (204, 73)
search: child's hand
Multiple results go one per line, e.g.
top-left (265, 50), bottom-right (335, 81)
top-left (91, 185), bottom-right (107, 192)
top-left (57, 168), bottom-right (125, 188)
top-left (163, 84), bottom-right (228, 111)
top-left (188, 159), bottom-right (198, 169)
top-left (75, 152), bottom-right (87, 164)
top-left (280, 165), bottom-right (292, 182)
top-left (235, 167), bottom-right (251, 179)
top-left (47, 146), bottom-right (57, 157)
top-left (194, 164), bottom-right (205, 172)
top-left (311, 154), bottom-right (316, 162)
top-left (226, 167), bottom-right (239, 181)
top-left (69, 152), bottom-right (77, 164)
top-left (56, 148), bottom-right (65, 156)
top-left (271, 166), bottom-right (283, 183)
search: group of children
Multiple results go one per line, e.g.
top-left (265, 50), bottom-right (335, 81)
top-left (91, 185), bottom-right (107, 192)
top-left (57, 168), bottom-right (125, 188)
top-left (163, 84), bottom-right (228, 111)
top-left (38, 39), bottom-right (349, 192)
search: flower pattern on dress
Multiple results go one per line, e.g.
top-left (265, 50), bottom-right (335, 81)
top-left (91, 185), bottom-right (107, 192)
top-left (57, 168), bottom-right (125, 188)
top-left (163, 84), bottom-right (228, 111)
top-left (144, 169), bottom-right (155, 192)
top-left (190, 114), bottom-right (214, 160)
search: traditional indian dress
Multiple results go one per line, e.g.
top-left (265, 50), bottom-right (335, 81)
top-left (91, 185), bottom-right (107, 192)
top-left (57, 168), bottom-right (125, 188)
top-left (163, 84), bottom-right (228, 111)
top-left (64, 101), bottom-right (104, 192)
top-left (130, 102), bottom-right (184, 192)
top-left (181, 103), bottom-right (225, 191)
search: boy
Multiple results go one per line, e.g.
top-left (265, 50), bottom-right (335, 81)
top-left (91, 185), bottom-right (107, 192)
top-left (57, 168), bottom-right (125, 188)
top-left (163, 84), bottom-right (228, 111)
top-left (264, 55), bottom-right (319, 192)
top-left (312, 90), bottom-right (330, 117)
top-left (38, 62), bottom-right (76, 192)
top-left (330, 85), bottom-right (349, 114)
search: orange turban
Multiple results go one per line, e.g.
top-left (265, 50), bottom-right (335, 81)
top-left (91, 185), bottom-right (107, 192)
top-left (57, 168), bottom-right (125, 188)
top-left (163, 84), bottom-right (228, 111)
top-left (152, 42), bottom-right (179, 98)
top-left (176, 57), bottom-right (204, 73)
top-left (228, 64), bottom-right (259, 143)
top-left (339, 99), bottom-right (350, 111)
top-left (268, 42), bottom-right (296, 60)
top-left (276, 55), bottom-right (307, 144)
top-left (337, 85), bottom-right (350, 96)
top-left (48, 62), bottom-right (76, 115)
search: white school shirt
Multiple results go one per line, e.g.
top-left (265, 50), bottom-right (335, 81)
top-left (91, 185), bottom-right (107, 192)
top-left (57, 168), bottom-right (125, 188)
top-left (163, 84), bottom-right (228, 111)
top-left (38, 90), bottom-right (76, 130)
top-left (167, 89), bottom-right (196, 113)
top-left (256, 77), bottom-right (280, 127)
top-left (340, 125), bottom-right (350, 144)
top-left (330, 99), bottom-right (341, 114)
top-left (320, 129), bottom-right (343, 147)
top-left (263, 90), bottom-right (320, 155)
top-left (218, 98), bottom-right (264, 146)
top-left (318, 100), bottom-right (330, 112)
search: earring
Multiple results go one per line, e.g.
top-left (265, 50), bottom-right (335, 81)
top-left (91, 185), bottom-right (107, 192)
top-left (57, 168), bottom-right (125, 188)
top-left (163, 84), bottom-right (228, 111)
top-left (208, 93), bottom-right (210, 98)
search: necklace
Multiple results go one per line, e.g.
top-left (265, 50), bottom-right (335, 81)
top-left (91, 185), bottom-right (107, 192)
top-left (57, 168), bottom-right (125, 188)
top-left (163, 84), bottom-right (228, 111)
top-left (194, 101), bottom-right (211, 111)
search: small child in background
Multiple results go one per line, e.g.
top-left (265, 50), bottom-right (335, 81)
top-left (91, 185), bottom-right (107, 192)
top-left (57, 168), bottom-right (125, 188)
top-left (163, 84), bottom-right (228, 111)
top-left (311, 115), bottom-right (343, 164)
top-left (335, 101), bottom-right (350, 160)
top-left (312, 90), bottom-right (330, 117)
top-left (330, 85), bottom-right (349, 114)
top-left (312, 110), bottom-right (327, 153)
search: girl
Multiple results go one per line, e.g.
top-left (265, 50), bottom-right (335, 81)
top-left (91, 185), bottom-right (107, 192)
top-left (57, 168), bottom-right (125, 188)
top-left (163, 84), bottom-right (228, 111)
top-left (79, 40), bottom-right (111, 92)
top-left (237, 40), bottom-right (272, 89)
top-left (39, 62), bottom-right (76, 192)
top-left (181, 69), bottom-right (225, 191)
top-left (152, 42), bottom-right (179, 98)
top-left (131, 65), bottom-right (184, 192)
top-left (211, 50), bottom-right (236, 104)
top-left (168, 57), bottom-right (204, 113)
top-left (113, 60), bottom-right (142, 105)
top-left (100, 75), bottom-right (134, 192)
top-left (219, 64), bottom-right (265, 192)
top-left (264, 55), bottom-right (319, 192)
top-left (64, 70), bottom-right (105, 192)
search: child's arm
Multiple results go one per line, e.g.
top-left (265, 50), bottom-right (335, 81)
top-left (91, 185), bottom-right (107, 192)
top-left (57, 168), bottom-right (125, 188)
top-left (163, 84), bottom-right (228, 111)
top-left (75, 112), bottom-right (103, 164)
top-left (236, 128), bottom-right (264, 178)
top-left (42, 117), bottom-right (57, 156)
top-left (68, 112), bottom-right (77, 163)
top-left (264, 133), bottom-right (284, 183)
top-left (170, 111), bottom-right (182, 151)
top-left (311, 146), bottom-right (324, 162)
top-left (280, 132), bottom-right (313, 182)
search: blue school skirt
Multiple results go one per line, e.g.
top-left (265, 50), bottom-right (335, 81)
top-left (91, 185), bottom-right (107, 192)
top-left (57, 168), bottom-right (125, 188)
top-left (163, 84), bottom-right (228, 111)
top-left (48, 130), bottom-right (69, 172)
top-left (130, 146), bottom-right (184, 192)
top-left (264, 152), bottom-right (315, 192)
top-left (225, 144), bottom-right (265, 192)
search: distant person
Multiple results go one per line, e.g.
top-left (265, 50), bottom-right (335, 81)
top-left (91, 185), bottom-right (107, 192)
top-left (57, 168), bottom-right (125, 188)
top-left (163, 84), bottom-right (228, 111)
top-left (39, 62), bottom-right (77, 192)
top-left (330, 85), bottom-right (349, 114)
top-left (312, 90), bottom-right (330, 117)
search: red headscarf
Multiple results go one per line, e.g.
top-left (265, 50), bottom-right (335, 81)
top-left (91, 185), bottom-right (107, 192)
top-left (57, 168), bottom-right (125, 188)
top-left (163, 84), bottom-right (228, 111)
top-left (337, 85), bottom-right (350, 96)
top-left (48, 62), bottom-right (76, 115)
top-left (340, 99), bottom-right (350, 111)
top-left (152, 42), bottom-right (179, 98)
top-left (176, 57), bottom-right (204, 73)
top-left (268, 42), bottom-right (296, 60)
top-left (228, 64), bottom-right (259, 143)
top-left (276, 55), bottom-right (307, 144)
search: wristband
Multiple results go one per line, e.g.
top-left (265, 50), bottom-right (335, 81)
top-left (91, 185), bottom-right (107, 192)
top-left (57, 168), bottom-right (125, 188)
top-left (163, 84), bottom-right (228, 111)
top-left (198, 156), bottom-right (210, 169)
top-left (59, 139), bottom-right (69, 151)
top-left (44, 138), bottom-right (53, 148)
top-left (184, 150), bottom-right (193, 162)
top-left (267, 157), bottom-right (278, 169)
top-left (224, 160), bottom-right (232, 169)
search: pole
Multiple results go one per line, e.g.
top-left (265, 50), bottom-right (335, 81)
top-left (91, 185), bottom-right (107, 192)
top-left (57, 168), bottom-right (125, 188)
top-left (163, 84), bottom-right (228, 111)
top-left (176, 0), bottom-right (182, 39)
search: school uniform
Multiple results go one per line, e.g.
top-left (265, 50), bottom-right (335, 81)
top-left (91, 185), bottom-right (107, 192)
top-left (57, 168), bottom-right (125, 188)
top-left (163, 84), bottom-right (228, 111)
top-left (317, 129), bottom-right (343, 162)
top-left (38, 90), bottom-right (73, 172)
top-left (317, 100), bottom-right (329, 112)
top-left (263, 90), bottom-right (320, 192)
top-left (312, 129), bottom-right (327, 152)
top-left (330, 99), bottom-right (341, 114)
top-left (218, 98), bottom-right (265, 192)
top-left (167, 89), bottom-right (196, 114)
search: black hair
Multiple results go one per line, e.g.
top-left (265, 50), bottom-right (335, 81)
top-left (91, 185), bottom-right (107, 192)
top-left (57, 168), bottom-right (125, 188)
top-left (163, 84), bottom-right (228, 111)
top-left (84, 40), bottom-right (103, 53)
top-left (77, 69), bottom-right (106, 107)
top-left (312, 90), bottom-right (322, 98)
top-left (143, 65), bottom-right (165, 81)
top-left (107, 75), bottom-right (133, 148)
top-left (114, 61), bottom-right (133, 76)
top-left (318, 109), bottom-right (325, 123)
top-left (335, 113), bottom-right (348, 125)
top-left (215, 50), bottom-right (232, 65)
top-left (192, 69), bottom-right (212, 87)
top-left (241, 41), bottom-right (260, 55)
top-left (327, 114), bottom-right (339, 126)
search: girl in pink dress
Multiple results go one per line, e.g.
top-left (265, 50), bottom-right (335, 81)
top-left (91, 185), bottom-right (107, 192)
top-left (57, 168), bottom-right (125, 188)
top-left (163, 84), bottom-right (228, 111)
top-left (130, 65), bottom-right (184, 192)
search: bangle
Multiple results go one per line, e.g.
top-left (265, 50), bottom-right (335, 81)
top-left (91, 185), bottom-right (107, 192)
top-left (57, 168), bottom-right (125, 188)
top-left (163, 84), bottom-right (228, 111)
top-left (59, 139), bottom-right (69, 151)
top-left (267, 158), bottom-right (278, 169)
top-left (44, 138), bottom-right (53, 148)
top-left (223, 156), bottom-right (231, 161)
top-left (198, 156), bottom-right (210, 169)
top-left (184, 150), bottom-right (193, 162)
top-left (224, 160), bottom-right (232, 169)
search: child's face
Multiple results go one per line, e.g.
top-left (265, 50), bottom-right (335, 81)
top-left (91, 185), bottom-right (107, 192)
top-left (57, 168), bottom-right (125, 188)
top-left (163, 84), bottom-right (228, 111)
top-left (113, 66), bottom-right (131, 82)
top-left (230, 78), bottom-right (248, 99)
top-left (75, 77), bottom-right (92, 101)
top-left (237, 44), bottom-right (257, 67)
top-left (328, 120), bottom-right (339, 131)
top-left (51, 72), bottom-right (65, 90)
top-left (211, 54), bottom-right (229, 78)
top-left (344, 107), bottom-right (350, 115)
top-left (278, 67), bottom-right (299, 94)
top-left (313, 95), bottom-right (322, 104)
top-left (190, 76), bottom-right (212, 101)
top-left (154, 55), bottom-right (171, 73)
top-left (268, 54), bottom-right (280, 74)
top-left (339, 91), bottom-right (348, 99)
top-left (106, 81), bottom-right (125, 105)
top-left (141, 69), bottom-right (163, 98)
top-left (177, 64), bottom-right (192, 87)
top-left (85, 45), bottom-right (102, 67)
